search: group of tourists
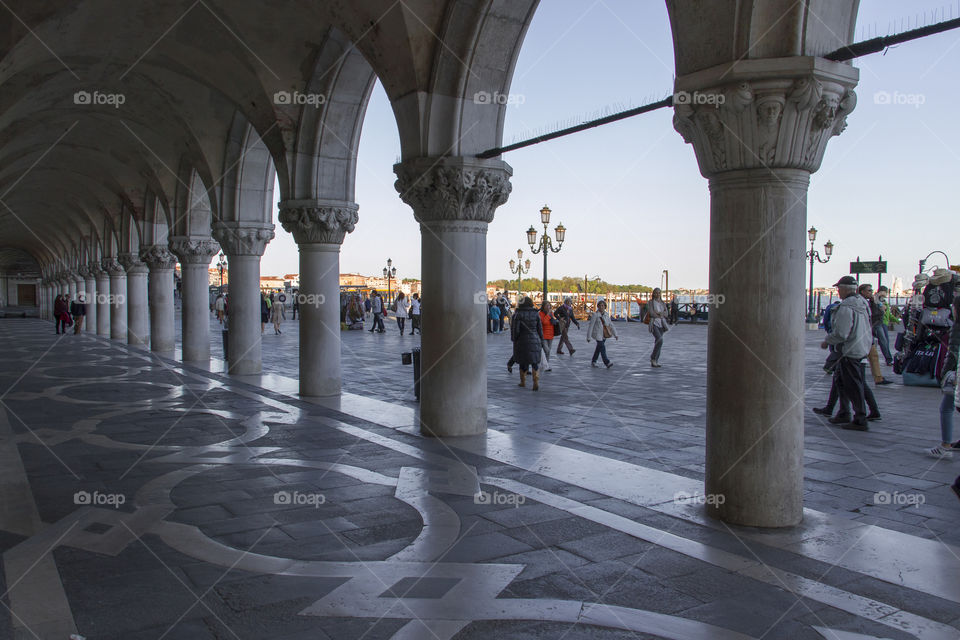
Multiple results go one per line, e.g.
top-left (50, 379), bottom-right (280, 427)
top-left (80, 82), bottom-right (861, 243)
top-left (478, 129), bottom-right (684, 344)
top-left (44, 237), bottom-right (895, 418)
top-left (361, 291), bottom-right (422, 335)
top-left (53, 293), bottom-right (86, 335)
top-left (505, 288), bottom-right (671, 391)
top-left (260, 289), bottom-right (286, 335)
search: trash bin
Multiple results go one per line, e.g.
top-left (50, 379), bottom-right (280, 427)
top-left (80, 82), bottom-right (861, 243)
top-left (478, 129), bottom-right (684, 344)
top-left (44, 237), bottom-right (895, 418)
top-left (222, 329), bottom-right (229, 360)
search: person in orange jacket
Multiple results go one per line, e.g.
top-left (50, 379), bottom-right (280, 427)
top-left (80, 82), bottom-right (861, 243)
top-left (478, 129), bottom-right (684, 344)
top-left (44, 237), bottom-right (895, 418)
top-left (539, 301), bottom-right (557, 372)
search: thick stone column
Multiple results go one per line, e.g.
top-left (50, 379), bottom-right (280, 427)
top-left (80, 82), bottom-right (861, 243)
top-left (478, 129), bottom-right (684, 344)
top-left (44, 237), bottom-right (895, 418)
top-left (67, 275), bottom-right (77, 302)
top-left (212, 222), bottom-right (274, 375)
top-left (140, 245), bottom-right (176, 352)
top-left (103, 257), bottom-right (127, 341)
top-left (394, 157), bottom-right (512, 436)
top-left (169, 238), bottom-right (219, 362)
top-left (673, 57), bottom-right (858, 527)
top-left (119, 253), bottom-right (149, 346)
top-left (95, 264), bottom-right (110, 336)
top-left (84, 263), bottom-right (100, 333)
top-left (279, 200), bottom-right (359, 396)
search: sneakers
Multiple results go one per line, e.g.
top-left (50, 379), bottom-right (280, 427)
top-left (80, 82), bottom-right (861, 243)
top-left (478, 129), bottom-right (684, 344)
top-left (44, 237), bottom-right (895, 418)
top-left (876, 379), bottom-right (893, 386)
top-left (812, 406), bottom-right (833, 416)
top-left (650, 359), bottom-right (661, 368)
top-left (828, 414), bottom-right (852, 425)
top-left (591, 361), bottom-right (598, 368)
top-left (841, 419), bottom-right (869, 431)
top-left (928, 446), bottom-right (954, 458)
top-left (866, 412), bottom-right (881, 422)
top-left (605, 362), bottom-right (613, 368)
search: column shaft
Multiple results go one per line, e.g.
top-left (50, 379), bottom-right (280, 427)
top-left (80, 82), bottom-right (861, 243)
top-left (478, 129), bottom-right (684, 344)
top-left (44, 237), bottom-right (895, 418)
top-left (298, 245), bottom-right (341, 396)
top-left (126, 270), bottom-right (149, 346)
top-left (84, 277), bottom-right (97, 333)
top-left (180, 263), bottom-right (211, 361)
top-left (96, 274), bottom-right (110, 336)
top-left (226, 255), bottom-right (261, 374)
top-left (109, 274), bottom-right (127, 341)
top-left (704, 170), bottom-right (809, 527)
top-left (149, 269), bottom-right (175, 352)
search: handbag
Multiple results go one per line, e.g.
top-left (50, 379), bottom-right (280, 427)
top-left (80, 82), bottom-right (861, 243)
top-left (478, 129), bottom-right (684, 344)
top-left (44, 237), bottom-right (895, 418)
top-left (921, 307), bottom-right (953, 328)
top-left (601, 316), bottom-right (613, 339)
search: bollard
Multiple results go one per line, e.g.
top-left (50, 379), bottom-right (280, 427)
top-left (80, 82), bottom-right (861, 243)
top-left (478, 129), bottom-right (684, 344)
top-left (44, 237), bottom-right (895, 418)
top-left (222, 329), bottom-right (229, 361)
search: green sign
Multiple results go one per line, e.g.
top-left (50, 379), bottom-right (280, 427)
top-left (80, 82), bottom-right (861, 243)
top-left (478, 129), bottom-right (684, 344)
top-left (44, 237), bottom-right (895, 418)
top-left (850, 261), bottom-right (887, 274)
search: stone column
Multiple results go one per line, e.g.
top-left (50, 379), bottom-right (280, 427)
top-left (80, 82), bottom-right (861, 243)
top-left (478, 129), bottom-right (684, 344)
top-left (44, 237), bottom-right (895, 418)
top-left (394, 157), bottom-right (512, 436)
top-left (168, 237), bottom-right (219, 362)
top-left (67, 275), bottom-right (77, 302)
top-left (279, 200), bottom-right (359, 396)
top-left (102, 257), bottom-right (127, 341)
top-left (84, 263), bottom-right (100, 334)
top-left (95, 264), bottom-right (110, 336)
top-left (140, 245), bottom-right (177, 353)
top-left (211, 222), bottom-right (274, 375)
top-left (673, 57), bottom-right (858, 527)
top-left (119, 253), bottom-right (149, 346)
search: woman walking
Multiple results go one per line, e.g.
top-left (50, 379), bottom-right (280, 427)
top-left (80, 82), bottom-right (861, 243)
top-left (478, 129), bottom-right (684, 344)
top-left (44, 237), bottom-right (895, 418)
top-left (586, 299), bottom-right (617, 368)
top-left (511, 296), bottom-right (544, 390)
top-left (646, 288), bottom-right (668, 367)
top-left (539, 301), bottom-right (556, 371)
top-left (555, 297), bottom-right (579, 355)
top-left (394, 292), bottom-right (409, 334)
top-left (260, 292), bottom-right (271, 334)
top-left (409, 293), bottom-right (421, 334)
top-left (270, 294), bottom-right (285, 334)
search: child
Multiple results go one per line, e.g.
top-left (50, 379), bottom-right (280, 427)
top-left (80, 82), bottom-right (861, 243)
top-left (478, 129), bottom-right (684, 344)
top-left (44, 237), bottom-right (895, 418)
top-left (489, 303), bottom-right (502, 333)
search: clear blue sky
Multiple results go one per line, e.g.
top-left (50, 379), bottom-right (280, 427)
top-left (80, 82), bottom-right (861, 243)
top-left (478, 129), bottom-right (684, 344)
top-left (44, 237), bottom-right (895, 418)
top-left (261, 0), bottom-right (960, 291)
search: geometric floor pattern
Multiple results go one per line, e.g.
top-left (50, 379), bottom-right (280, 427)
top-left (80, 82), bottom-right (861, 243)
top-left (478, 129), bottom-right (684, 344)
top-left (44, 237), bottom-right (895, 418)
top-left (1, 318), bottom-right (958, 639)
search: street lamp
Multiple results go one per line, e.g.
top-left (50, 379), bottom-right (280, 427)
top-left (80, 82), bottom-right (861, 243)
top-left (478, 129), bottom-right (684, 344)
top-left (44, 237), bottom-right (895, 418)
top-left (527, 204), bottom-right (566, 303)
top-left (509, 248), bottom-right (531, 299)
top-left (806, 226), bottom-right (833, 323)
top-left (382, 258), bottom-right (397, 302)
top-left (217, 252), bottom-right (227, 288)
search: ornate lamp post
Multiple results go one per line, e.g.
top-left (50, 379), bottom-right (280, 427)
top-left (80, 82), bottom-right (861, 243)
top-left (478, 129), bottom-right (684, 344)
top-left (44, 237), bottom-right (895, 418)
top-left (806, 226), bottom-right (833, 323)
top-left (382, 258), bottom-right (397, 302)
top-left (527, 205), bottom-right (566, 303)
top-left (509, 248), bottom-right (531, 300)
top-left (217, 252), bottom-right (227, 289)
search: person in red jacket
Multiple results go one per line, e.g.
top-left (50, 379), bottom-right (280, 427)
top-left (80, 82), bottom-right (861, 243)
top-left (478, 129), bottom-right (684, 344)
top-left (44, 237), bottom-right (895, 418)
top-left (538, 301), bottom-right (557, 372)
top-left (53, 294), bottom-right (70, 334)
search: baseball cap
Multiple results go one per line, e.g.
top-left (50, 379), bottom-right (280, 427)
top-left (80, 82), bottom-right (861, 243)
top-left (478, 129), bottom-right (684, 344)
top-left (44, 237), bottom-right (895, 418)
top-left (834, 276), bottom-right (857, 286)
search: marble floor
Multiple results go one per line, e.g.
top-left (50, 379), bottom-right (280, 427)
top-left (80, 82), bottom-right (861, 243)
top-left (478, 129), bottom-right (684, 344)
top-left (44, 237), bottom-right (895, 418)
top-left (0, 315), bottom-right (958, 639)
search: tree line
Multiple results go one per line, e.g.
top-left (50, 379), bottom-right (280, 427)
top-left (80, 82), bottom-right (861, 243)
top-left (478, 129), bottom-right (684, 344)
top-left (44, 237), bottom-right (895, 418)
top-left (487, 276), bottom-right (654, 294)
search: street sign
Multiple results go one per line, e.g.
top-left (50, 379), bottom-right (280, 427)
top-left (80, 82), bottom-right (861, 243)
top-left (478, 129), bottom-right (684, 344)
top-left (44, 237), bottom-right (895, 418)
top-left (850, 261), bottom-right (886, 274)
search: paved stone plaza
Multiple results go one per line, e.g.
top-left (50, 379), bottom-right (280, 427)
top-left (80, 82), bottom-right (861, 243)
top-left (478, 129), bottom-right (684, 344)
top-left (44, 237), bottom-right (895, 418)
top-left (1, 315), bottom-right (958, 639)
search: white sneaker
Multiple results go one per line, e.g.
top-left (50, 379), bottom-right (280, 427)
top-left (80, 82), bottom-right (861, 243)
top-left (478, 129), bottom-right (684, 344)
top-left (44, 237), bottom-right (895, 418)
top-left (928, 446), bottom-right (955, 458)
top-left (545, 365), bottom-right (552, 371)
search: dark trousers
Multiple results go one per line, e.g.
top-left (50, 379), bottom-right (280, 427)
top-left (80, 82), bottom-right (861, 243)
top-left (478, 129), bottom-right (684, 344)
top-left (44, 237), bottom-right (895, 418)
top-left (56, 316), bottom-right (68, 333)
top-left (370, 313), bottom-right (384, 332)
top-left (396, 316), bottom-right (405, 332)
top-left (498, 308), bottom-right (506, 332)
top-left (835, 357), bottom-right (867, 420)
top-left (411, 314), bottom-right (420, 334)
top-left (824, 366), bottom-right (878, 416)
top-left (591, 339), bottom-right (610, 365)
top-left (557, 326), bottom-right (575, 353)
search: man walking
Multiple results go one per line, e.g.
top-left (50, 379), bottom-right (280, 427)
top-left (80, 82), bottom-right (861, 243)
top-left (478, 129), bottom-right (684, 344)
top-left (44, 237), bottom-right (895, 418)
top-left (555, 297), bottom-right (579, 355)
top-left (71, 294), bottom-right (86, 334)
top-left (821, 276), bottom-right (873, 430)
top-left (875, 285), bottom-right (894, 365)
top-left (859, 283), bottom-right (892, 385)
top-left (369, 292), bottom-right (385, 333)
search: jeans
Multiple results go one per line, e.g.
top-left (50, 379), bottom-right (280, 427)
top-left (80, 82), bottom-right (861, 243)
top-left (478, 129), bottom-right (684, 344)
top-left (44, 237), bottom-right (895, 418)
top-left (541, 339), bottom-right (552, 364)
top-left (940, 393), bottom-right (955, 444)
top-left (591, 339), bottom-right (609, 365)
top-left (836, 358), bottom-right (867, 420)
top-left (397, 317), bottom-right (405, 332)
top-left (411, 314), bottom-right (420, 333)
top-left (874, 325), bottom-right (892, 363)
top-left (650, 325), bottom-right (664, 362)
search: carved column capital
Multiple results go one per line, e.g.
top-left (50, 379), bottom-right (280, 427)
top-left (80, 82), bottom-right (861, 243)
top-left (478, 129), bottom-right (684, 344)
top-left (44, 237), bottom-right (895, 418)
top-left (278, 200), bottom-right (359, 245)
top-left (118, 252), bottom-right (148, 275)
top-left (211, 222), bottom-right (275, 257)
top-left (88, 261), bottom-right (105, 278)
top-left (77, 265), bottom-right (93, 279)
top-left (139, 245), bottom-right (177, 270)
top-left (672, 57), bottom-right (859, 177)
top-left (168, 237), bottom-right (221, 264)
top-left (393, 157), bottom-right (512, 226)
top-left (101, 257), bottom-right (125, 277)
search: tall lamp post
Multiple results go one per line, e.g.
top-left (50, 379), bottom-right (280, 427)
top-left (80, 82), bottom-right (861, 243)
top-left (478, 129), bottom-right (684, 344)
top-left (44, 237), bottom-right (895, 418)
top-left (509, 249), bottom-right (531, 301)
top-left (217, 252), bottom-right (227, 290)
top-left (527, 205), bottom-right (566, 303)
top-left (806, 226), bottom-right (833, 323)
top-left (382, 258), bottom-right (397, 303)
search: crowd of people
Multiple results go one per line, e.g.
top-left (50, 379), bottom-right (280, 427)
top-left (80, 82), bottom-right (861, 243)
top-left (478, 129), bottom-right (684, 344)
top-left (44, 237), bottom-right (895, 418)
top-left (52, 293), bottom-right (86, 335)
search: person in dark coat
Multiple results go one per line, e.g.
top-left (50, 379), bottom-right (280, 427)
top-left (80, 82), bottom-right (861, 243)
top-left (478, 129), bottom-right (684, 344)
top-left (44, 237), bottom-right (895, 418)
top-left (54, 294), bottom-right (70, 334)
top-left (510, 296), bottom-right (544, 390)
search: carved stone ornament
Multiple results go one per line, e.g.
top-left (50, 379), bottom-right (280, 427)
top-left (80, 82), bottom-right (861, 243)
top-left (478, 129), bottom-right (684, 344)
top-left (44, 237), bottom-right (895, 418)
top-left (139, 245), bottom-right (177, 270)
top-left (394, 158), bottom-right (512, 225)
top-left (77, 265), bottom-right (93, 279)
top-left (278, 201), bottom-right (359, 245)
top-left (88, 261), bottom-right (105, 277)
top-left (211, 222), bottom-right (275, 257)
top-left (101, 257), bottom-right (125, 277)
top-left (672, 61), bottom-right (858, 177)
top-left (168, 237), bottom-right (221, 264)
top-left (118, 252), bottom-right (148, 275)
